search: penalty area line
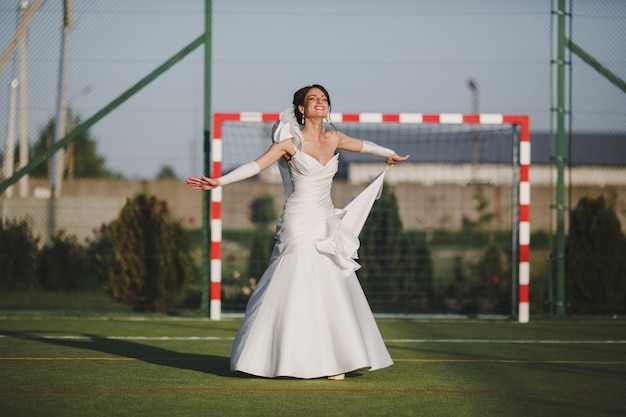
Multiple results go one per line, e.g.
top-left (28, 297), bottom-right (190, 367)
top-left (386, 339), bottom-right (626, 344)
top-left (1, 358), bottom-right (624, 365)
top-left (1, 387), bottom-right (625, 396)
top-left (0, 335), bottom-right (233, 341)
top-left (394, 359), bottom-right (626, 365)
top-left (2, 335), bottom-right (625, 344)
top-left (0, 357), bottom-right (216, 361)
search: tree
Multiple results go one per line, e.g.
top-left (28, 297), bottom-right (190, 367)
top-left (397, 232), bottom-right (434, 312)
top-left (567, 194), bottom-right (626, 314)
top-left (37, 231), bottom-right (88, 291)
top-left (471, 244), bottom-right (510, 313)
top-left (359, 182), bottom-right (403, 311)
top-left (155, 165), bottom-right (178, 180)
top-left (30, 114), bottom-right (118, 178)
top-left (0, 219), bottom-right (39, 290)
top-left (94, 192), bottom-right (196, 312)
top-left (247, 194), bottom-right (277, 283)
top-left (462, 185), bottom-right (494, 233)
top-left (250, 194), bottom-right (278, 229)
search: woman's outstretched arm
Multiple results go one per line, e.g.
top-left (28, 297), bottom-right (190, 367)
top-left (336, 132), bottom-right (409, 165)
top-left (186, 139), bottom-right (294, 191)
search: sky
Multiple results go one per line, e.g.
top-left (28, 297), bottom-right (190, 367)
top-left (1, 0), bottom-right (625, 179)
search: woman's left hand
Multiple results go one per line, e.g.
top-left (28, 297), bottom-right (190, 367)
top-left (386, 154), bottom-right (409, 165)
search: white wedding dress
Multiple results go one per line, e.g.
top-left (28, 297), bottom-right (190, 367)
top-left (230, 111), bottom-right (393, 379)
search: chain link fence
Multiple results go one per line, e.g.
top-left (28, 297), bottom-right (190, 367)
top-left (0, 0), bottom-right (624, 316)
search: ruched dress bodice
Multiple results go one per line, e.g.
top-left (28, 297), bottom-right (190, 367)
top-left (274, 152), bottom-right (338, 256)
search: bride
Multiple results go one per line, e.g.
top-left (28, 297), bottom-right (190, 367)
top-left (186, 84), bottom-right (408, 380)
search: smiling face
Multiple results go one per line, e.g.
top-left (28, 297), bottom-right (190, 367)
top-left (292, 84), bottom-right (332, 125)
top-left (300, 87), bottom-right (329, 119)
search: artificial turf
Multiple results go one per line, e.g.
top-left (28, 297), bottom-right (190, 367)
top-left (0, 315), bottom-right (624, 417)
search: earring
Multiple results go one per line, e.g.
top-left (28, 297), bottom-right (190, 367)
top-left (301, 114), bottom-right (305, 125)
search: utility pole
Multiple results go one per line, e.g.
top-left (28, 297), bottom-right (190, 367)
top-left (51, 0), bottom-right (73, 197)
top-left (18, 0), bottom-right (30, 198)
top-left (3, 79), bottom-right (19, 198)
top-left (467, 78), bottom-right (479, 182)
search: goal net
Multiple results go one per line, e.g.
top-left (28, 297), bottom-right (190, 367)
top-left (210, 112), bottom-right (530, 322)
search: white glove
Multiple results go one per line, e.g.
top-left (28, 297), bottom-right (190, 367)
top-left (360, 140), bottom-right (395, 158)
top-left (217, 161), bottom-right (260, 186)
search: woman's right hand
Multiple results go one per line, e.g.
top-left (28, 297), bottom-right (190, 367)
top-left (186, 176), bottom-right (220, 191)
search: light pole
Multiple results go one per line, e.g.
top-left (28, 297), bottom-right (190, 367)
top-left (18, 0), bottom-right (30, 197)
top-left (51, 0), bottom-right (73, 197)
top-left (3, 79), bottom-right (19, 197)
top-left (467, 78), bottom-right (479, 182)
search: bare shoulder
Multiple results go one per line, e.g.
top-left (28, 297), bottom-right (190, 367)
top-left (323, 129), bottom-right (341, 141)
top-left (334, 130), bottom-right (363, 152)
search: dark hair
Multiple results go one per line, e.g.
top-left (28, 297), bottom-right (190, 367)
top-left (292, 84), bottom-right (331, 125)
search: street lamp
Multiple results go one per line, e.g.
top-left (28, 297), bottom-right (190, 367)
top-left (3, 79), bottom-right (19, 197)
top-left (467, 78), bottom-right (480, 182)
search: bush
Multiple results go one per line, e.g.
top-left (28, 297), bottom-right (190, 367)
top-left (359, 182), bottom-right (403, 311)
top-left (568, 194), bottom-right (626, 314)
top-left (250, 194), bottom-right (277, 229)
top-left (93, 192), bottom-right (197, 312)
top-left (247, 234), bottom-right (273, 283)
top-left (0, 219), bottom-right (39, 290)
top-left (36, 230), bottom-right (89, 290)
top-left (472, 244), bottom-right (512, 314)
top-left (397, 232), bottom-right (434, 312)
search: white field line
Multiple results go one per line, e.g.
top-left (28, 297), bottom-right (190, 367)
top-left (1, 334), bottom-right (625, 344)
top-left (0, 335), bottom-right (233, 341)
top-left (386, 339), bottom-right (626, 344)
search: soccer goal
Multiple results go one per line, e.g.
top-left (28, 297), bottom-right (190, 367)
top-left (209, 112), bottom-right (530, 323)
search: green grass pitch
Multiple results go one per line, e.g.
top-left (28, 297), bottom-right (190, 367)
top-left (1, 315), bottom-right (624, 417)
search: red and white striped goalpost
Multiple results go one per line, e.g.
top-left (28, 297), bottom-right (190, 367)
top-left (210, 112), bottom-right (531, 323)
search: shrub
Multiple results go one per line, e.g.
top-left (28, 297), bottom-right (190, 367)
top-left (0, 219), bottom-right (39, 290)
top-left (568, 194), bottom-right (626, 314)
top-left (250, 194), bottom-right (277, 229)
top-left (471, 244), bottom-right (512, 313)
top-left (359, 182), bottom-right (403, 311)
top-left (247, 193), bottom-right (277, 287)
top-left (247, 233), bottom-right (273, 283)
top-left (94, 192), bottom-right (196, 312)
top-left (397, 232), bottom-right (434, 312)
top-left (37, 230), bottom-right (88, 290)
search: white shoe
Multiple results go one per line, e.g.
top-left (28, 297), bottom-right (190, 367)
top-left (328, 374), bottom-right (345, 380)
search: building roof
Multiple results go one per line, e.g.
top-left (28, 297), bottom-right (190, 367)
top-left (335, 124), bottom-right (626, 167)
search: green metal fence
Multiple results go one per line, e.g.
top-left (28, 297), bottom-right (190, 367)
top-left (1, 1), bottom-right (624, 316)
